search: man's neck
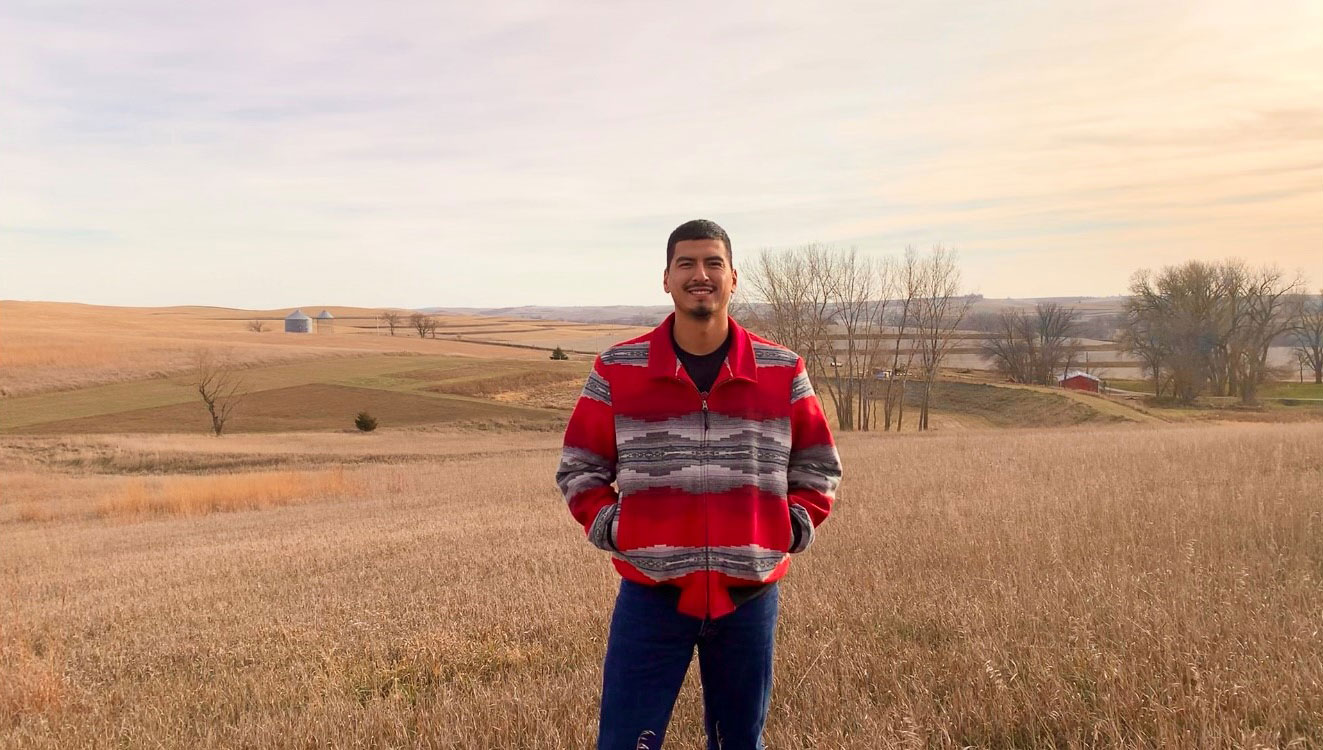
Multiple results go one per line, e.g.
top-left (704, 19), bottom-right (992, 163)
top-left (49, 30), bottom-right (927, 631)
top-left (671, 311), bottom-right (730, 356)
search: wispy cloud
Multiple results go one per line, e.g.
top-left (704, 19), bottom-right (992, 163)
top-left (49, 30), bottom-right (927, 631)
top-left (1, 0), bottom-right (1319, 307)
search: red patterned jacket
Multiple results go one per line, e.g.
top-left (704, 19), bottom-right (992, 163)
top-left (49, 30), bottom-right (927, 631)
top-left (556, 314), bottom-right (842, 619)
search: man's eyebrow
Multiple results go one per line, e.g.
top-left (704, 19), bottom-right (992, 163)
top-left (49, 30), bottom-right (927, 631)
top-left (672, 252), bottom-right (726, 263)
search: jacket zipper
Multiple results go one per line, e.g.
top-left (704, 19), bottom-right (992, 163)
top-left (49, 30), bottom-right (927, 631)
top-left (680, 360), bottom-right (736, 619)
top-left (699, 363), bottom-right (738, 617)
top-left (700, 390), bottom-right (710, 618)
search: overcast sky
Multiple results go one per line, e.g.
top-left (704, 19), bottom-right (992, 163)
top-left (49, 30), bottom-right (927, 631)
top-left (2, 0), bottom-right (1320, 309)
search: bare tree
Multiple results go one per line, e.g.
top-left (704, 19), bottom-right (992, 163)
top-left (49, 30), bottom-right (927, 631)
top-left (380, 311), bottom-right (401, 336)
top-left (194, 349), bottom-right (247, 437)
top-left (913, 246), bottom-right (973, 431)
top-left (1123, 261), bottom-right (1305, 404)
top-left (1231, 266), bottom-right (1304, 404)
top-left (979, 303), bottom-right (1081, 385)
top-left (743, 244), bottom-right (834, 361)
top-left (743, 243), bottom-right (966, 432)
top-left (855, 256), bottom-right (896, 430)
top-left (827, 250), bottom-right (894, 431)
top-left (1117, 294), bottom-right (1169, 397)
top-left (1290, 289), bottom-right (1323, 384)
top-left (743, 244), bottom-right (898, 431)
top-left (246, 319), bottom-right (266, 333)
top-left (1123, 263), bottom-right (1222, 404)
top-left (882, 248), bottom-right (922, 432)
top-left (409, 313), bottom-right (437, 339)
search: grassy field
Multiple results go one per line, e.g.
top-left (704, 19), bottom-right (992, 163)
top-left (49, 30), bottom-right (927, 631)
top-left (3, 423), bottom-right (1321, 748)
top-left (898, 381), bottom-right (1129, 428)
top-left (1106, 378), bottom-right (1323, 399)
top-left (0, 301), bottom-right (628, 398)
top-left (2, 300), bottom-right (1153, 436)
top-left (1, 353), bottom-right (589, 435)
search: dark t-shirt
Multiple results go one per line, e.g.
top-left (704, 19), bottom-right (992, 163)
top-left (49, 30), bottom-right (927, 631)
top-left (671, 326), bottom-right (731, 393)
top-left (669, 325), bottom-right (774, 609)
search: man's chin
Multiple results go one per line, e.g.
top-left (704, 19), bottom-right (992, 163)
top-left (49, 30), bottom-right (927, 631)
top-left (683, 303), bottom-right (719, 321)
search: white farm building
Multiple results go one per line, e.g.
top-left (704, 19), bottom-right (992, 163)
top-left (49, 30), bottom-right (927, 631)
top-left (284, 309), bottom-right (313, 334)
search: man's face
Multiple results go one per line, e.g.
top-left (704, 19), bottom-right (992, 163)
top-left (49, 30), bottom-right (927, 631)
top-left (663, 239), bottom-right (737, 321)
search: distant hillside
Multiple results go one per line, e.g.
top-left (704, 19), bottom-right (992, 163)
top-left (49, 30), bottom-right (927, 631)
top-left (423, 305), bottom-right (675, 326)
top-left (425, 297), bottom-right (1129, 327)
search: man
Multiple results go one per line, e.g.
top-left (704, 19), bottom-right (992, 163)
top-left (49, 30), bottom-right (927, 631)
top-left (556, 219), bottom-right (842, 749)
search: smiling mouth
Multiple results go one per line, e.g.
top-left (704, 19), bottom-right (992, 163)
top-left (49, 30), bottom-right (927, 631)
top-left (687, 286), bottom-right (714, 298)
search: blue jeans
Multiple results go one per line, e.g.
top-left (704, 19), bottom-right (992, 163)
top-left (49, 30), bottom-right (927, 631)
top-left (597, 579), bottom-right (779, 750)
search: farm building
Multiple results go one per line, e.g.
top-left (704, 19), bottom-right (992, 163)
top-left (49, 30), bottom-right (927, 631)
top-left (316, 309), bottom-right (334, 334)
top-left (284, 309), bottom-right (313, 334)
top-left (1061, 370), bottom-right (1102, 393)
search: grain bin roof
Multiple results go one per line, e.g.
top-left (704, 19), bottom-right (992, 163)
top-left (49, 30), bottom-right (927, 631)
top-left (285, 309), bottom-right (311, 320)
top-left (316, 310), bottom-right (334, 319)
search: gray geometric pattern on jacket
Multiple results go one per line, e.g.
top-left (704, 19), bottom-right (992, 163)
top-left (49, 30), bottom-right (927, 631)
top-left (556, 445), bottom-right (616, 501)
top-left (790, 370), bottom-right (815, 403)
top-left (786, 444), bottom-right (842, 497)
top-left (580, 370), bottom-right (612, 405)
top-left (751, 342), bottom-right (799, 367)
top-left (617, 543), bottom-right (788, 582)
top-left (614, 413), bottom-right (793, 498)
top-left (598, 342), bottom-right (650, 367)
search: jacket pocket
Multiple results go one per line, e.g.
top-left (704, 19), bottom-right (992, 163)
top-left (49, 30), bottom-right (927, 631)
top-left (788, 503), bottom-right (815, 553)
top-left (587, 502), bottom-right (619, 552)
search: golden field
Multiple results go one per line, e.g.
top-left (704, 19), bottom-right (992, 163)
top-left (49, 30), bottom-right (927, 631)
top-left (0, 301), bottom-right (644, 398)
top-left (3, 423), bottom-right (1322, 749)
top-left (2, 301), bottom-right (1321, 748)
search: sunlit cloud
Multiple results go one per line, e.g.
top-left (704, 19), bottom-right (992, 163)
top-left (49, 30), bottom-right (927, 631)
top-left (1, 0), bottom-right (1319, 308)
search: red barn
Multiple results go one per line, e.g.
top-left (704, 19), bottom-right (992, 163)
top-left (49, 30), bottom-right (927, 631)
top-left (1060, 370), bottom-right (1101, 393)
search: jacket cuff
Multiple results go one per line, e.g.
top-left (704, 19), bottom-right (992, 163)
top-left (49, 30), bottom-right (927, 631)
top-left (788, 503), bottom-right (815, 553)
top-left (587, 503), bottom-right (619, 552)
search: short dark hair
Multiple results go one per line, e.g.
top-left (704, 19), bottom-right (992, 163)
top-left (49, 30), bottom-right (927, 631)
top-left (666, 219), bottom-right (732, 267)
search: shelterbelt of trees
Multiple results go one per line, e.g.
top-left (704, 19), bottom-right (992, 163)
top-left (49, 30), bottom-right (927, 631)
top-left (734, 245), bottom-right (1322, 432)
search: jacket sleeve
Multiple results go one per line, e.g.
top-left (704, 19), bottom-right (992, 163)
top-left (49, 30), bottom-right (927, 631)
top-left (555, 357), bottom-right (619, 551)
top-left (786, 357), bottom-right (842, 553)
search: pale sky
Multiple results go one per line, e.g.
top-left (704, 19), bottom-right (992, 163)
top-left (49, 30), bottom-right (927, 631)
top-left (2, 0), bottom-right (1320, 309)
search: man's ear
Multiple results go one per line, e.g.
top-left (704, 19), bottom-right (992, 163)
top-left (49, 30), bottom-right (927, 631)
top-left (730, 266), bottom-right (738, 293)
top-left (662, 267), bottom-right (671, 294)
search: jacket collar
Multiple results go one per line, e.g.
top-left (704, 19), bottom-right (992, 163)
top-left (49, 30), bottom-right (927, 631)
top-left (647, 312), bottom-right (757, 383)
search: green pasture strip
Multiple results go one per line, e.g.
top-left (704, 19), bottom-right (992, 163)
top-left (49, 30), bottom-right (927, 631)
top-left (1105, 378), bottom-right (1153, 393)
top-left (412, 390), bottom-right (568, 419)
top-left (1106, 379), bottom-right (1323, 400)
top-left (1260, 382), bottom-right (1323, 399)
top-left (0, 354), bottom-right (460, 431)
top-left (1, 379), bottom-right (197, 430)
top-left (332, 359), bottom-right (551, 394)
top-left (328, 368), bottom-right (570, 418)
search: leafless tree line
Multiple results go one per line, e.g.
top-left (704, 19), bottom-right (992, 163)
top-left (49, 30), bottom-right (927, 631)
top-left (738, 244), bottom-right (973, 432)
top-left (409, 312), bottom-right (438, 339)
top-left (976, 303), bottom-right (1084, 386)
top-left (1291, 290), bottom-right (1323, 385)
top-left (1118, 260), bottom-right (1309, 404)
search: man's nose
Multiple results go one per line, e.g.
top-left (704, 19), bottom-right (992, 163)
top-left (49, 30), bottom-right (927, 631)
top-left (692, 264), bottom-right (710, 282)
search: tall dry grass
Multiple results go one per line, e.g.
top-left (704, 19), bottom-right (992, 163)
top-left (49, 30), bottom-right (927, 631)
top-left (94, 468), bottom-right (355, 518)
top-left (0, 620), bottom-right (67, 729)
top-left (1, 423), bottom-right (1320, 748)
